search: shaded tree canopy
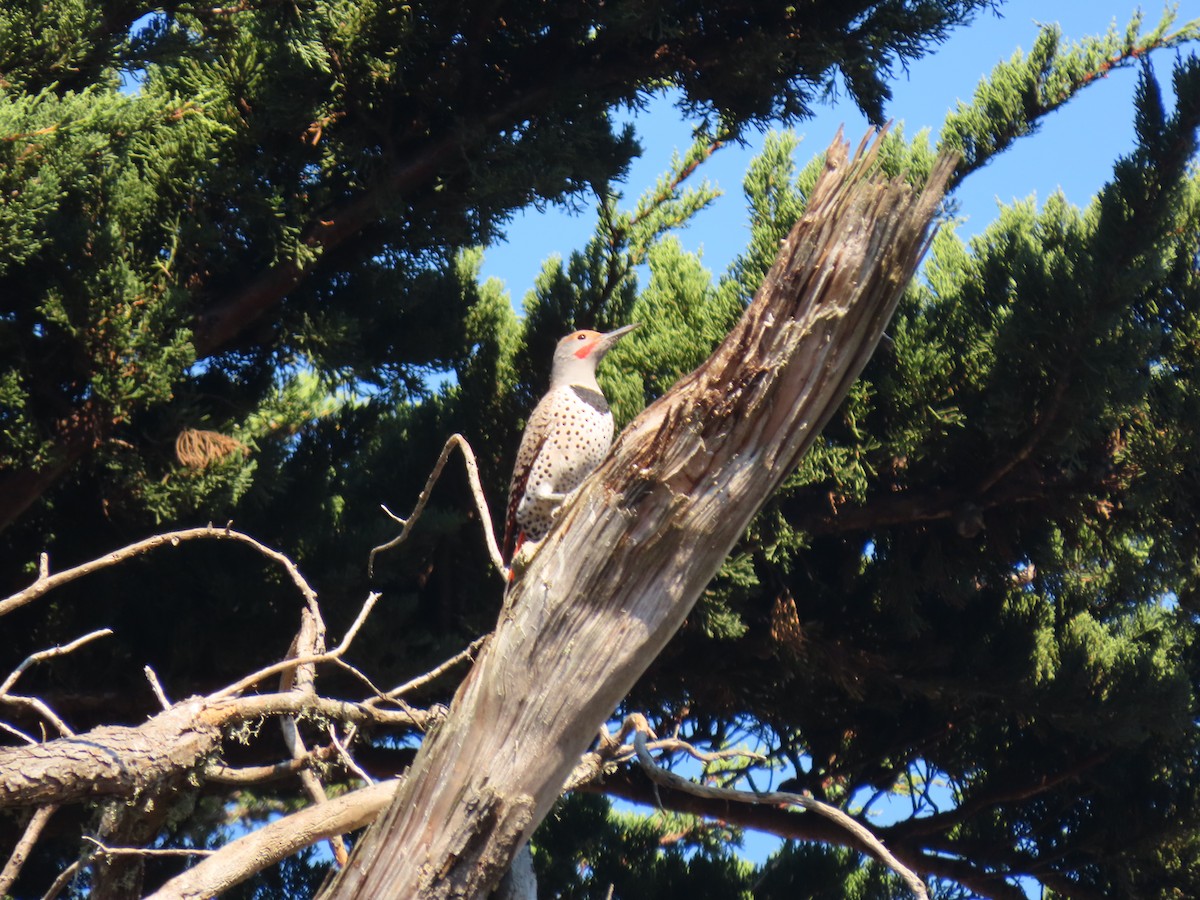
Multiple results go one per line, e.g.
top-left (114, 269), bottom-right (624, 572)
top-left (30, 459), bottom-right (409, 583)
top-left (0, 0), bottom-right (991, 531)
top-left (3, 1), bottom-right (1200, 898)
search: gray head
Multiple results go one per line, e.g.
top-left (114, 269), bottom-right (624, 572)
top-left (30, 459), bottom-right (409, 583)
top-left (549, 323), bottom-right (639, 389)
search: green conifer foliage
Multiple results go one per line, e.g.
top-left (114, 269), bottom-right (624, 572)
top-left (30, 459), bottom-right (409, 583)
top-left (4, 4), bottom-right (1200, 899)
top-left (2, 0), bottom-right (995, 542)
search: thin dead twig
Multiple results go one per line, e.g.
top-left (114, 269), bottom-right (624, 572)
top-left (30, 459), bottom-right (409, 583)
top-left (0, 696), bottom-right (74, 738)
top-left (144, 666), bottom-right (172, 710)
top-left (0, 629), bottom-right (113, 738)
top-left (83, 836), bottom-right (215, 858)
top-left (0, 720), bottom-right (37, 745)
top-left (279, 599), bottom-right (348, 866)
top-left (39, 859), bottom-right (79, 900)
top-left (1, 629), bottom-right (113, 696)
top-left (0, 805), bottom-right (58, 897)
top-left (329, 723), bottom-right (375, 785)
top-left (331, 657), bottom-right (391, 699)
top-left (1, 525), bottom-right (317, 619)
top-left (368, 434), bottom-right (506, 579)
top-left (626, 718), bottom-right (928, 900)
top-left (213, 592), bottom-right (380, 700)
top-left (205, 744), bottom-right (341, 785)
top-left (372, 634), bottom-right (488, 703)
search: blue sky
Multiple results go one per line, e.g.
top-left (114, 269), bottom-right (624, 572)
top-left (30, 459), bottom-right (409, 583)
top-left (481, 0), bottom-right (1199, 307)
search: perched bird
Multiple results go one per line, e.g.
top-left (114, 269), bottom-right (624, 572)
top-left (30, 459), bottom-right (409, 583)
top-left (503, 324), bottom-right (639, 566)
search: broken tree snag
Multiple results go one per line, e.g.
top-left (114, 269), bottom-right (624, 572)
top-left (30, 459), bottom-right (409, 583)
top-left (319, 130), bottom-right (957, 900)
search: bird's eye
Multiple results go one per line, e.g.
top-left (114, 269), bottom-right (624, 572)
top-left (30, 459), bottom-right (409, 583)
top-left (576, 333), bottom-right (587, 341)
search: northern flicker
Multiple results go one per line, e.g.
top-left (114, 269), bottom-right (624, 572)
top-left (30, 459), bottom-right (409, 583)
top-left (503, 323), bottom-right (639, 565)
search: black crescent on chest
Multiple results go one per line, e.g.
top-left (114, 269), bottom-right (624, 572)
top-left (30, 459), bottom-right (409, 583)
top-left (569, 385), bottom-right (610, 415)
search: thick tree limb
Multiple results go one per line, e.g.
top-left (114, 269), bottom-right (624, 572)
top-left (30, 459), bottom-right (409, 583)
top-left (0, 692), bottom-right (430, 808)
top-left (148, 721), bottom-right (767, 900)
top-left (625, 719), bottom-right (927, 899)
top-left (0, 804), bottom-right (57, 896)
top-left (146, 779), bottom-right (400, 900)
top-left (592, 770), bottom-right (1033, 900)
top-left (318, 129), bottom-right (958, 899)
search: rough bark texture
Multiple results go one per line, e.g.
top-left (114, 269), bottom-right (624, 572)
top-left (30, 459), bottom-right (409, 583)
top-left (319, 130), bottom-right (957, 899)
top-left (0, 700), bottom-right (220, 808)
top-left (0, 693), bottom-right (426, 809)
top-left (147, 780), bottom-right (401, 900)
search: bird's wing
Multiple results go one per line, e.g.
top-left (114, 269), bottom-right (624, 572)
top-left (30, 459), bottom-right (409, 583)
top-left (503, 397), bottom-right (554, 562)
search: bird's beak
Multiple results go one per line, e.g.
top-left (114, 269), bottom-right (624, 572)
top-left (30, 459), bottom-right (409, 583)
top-left (598, 322), bottom-right (640, 350)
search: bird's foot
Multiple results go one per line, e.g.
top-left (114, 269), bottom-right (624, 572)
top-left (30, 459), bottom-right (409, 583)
top-left (532, 483), bottom-right (569, 503)
top-left (510, 536), bottom-right (545, 576)
top-left (549, 486), bottom-right (584, 523)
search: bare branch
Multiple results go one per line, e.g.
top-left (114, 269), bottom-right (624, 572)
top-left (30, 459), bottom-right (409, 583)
top-left (144, 666), bottom-right (172, 710)
top-left (145, 779), bottom-right (401, 900)
top-left (565, 722), bottom-right (767, 793)
top-left (0, 695), bottom-right (75, 738)
top-left (0, 804), bottom-right (58, 896)
top-left (276, 596), bottom-right (349, 865)
top-left (0, 526), bottom-right (317, 619)
top-left (628, 722), bottom-right (928, 899)
top-left (375, 634), bottom-right (488, 701)
top-left (213, 592), bottom-right (380, 700)
top-left (329, 724), bottom-right (375, 785)
top-left (607, 764), bottom-right (1044, 900)
top-left (39, 859), bottom-right (79, 900)
top-left (369, 434), bottom-right (506, 578)
top-left (82, 836), bottom-right (214, 858)
top-left (648, 737), bottom-right (767, 767)
top-left (0, 720), bottom-right (37, 745)
top-left (331, 657), bottom-right (391, 699)
top-left (0, 692), bottom-right (433, 808)
top-left (1, 629), bottom-right (113, 696)
top-left (0, 629), bottom-right (114, 739)
top-left (204, 745), bottom-right (340, 786)
top-left (336, 591), bottom-right (382, 655)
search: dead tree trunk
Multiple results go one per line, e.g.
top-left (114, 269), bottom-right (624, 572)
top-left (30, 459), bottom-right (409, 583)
top-left (321, 130), bottom-right (957, 899)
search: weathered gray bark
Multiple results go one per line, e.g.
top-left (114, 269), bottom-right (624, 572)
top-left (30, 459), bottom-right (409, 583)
top-left (147, 780), bottom-right (402, 900)
top-left (0, 693), bottom-right (427, 808)
top-left (319, 131), bottom-right (957, 899)
top-left (0, 700), bottom-right (220, 808)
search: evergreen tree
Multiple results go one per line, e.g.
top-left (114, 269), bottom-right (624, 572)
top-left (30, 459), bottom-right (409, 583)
top-left (2, 3), bottom-right (1200, 899)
